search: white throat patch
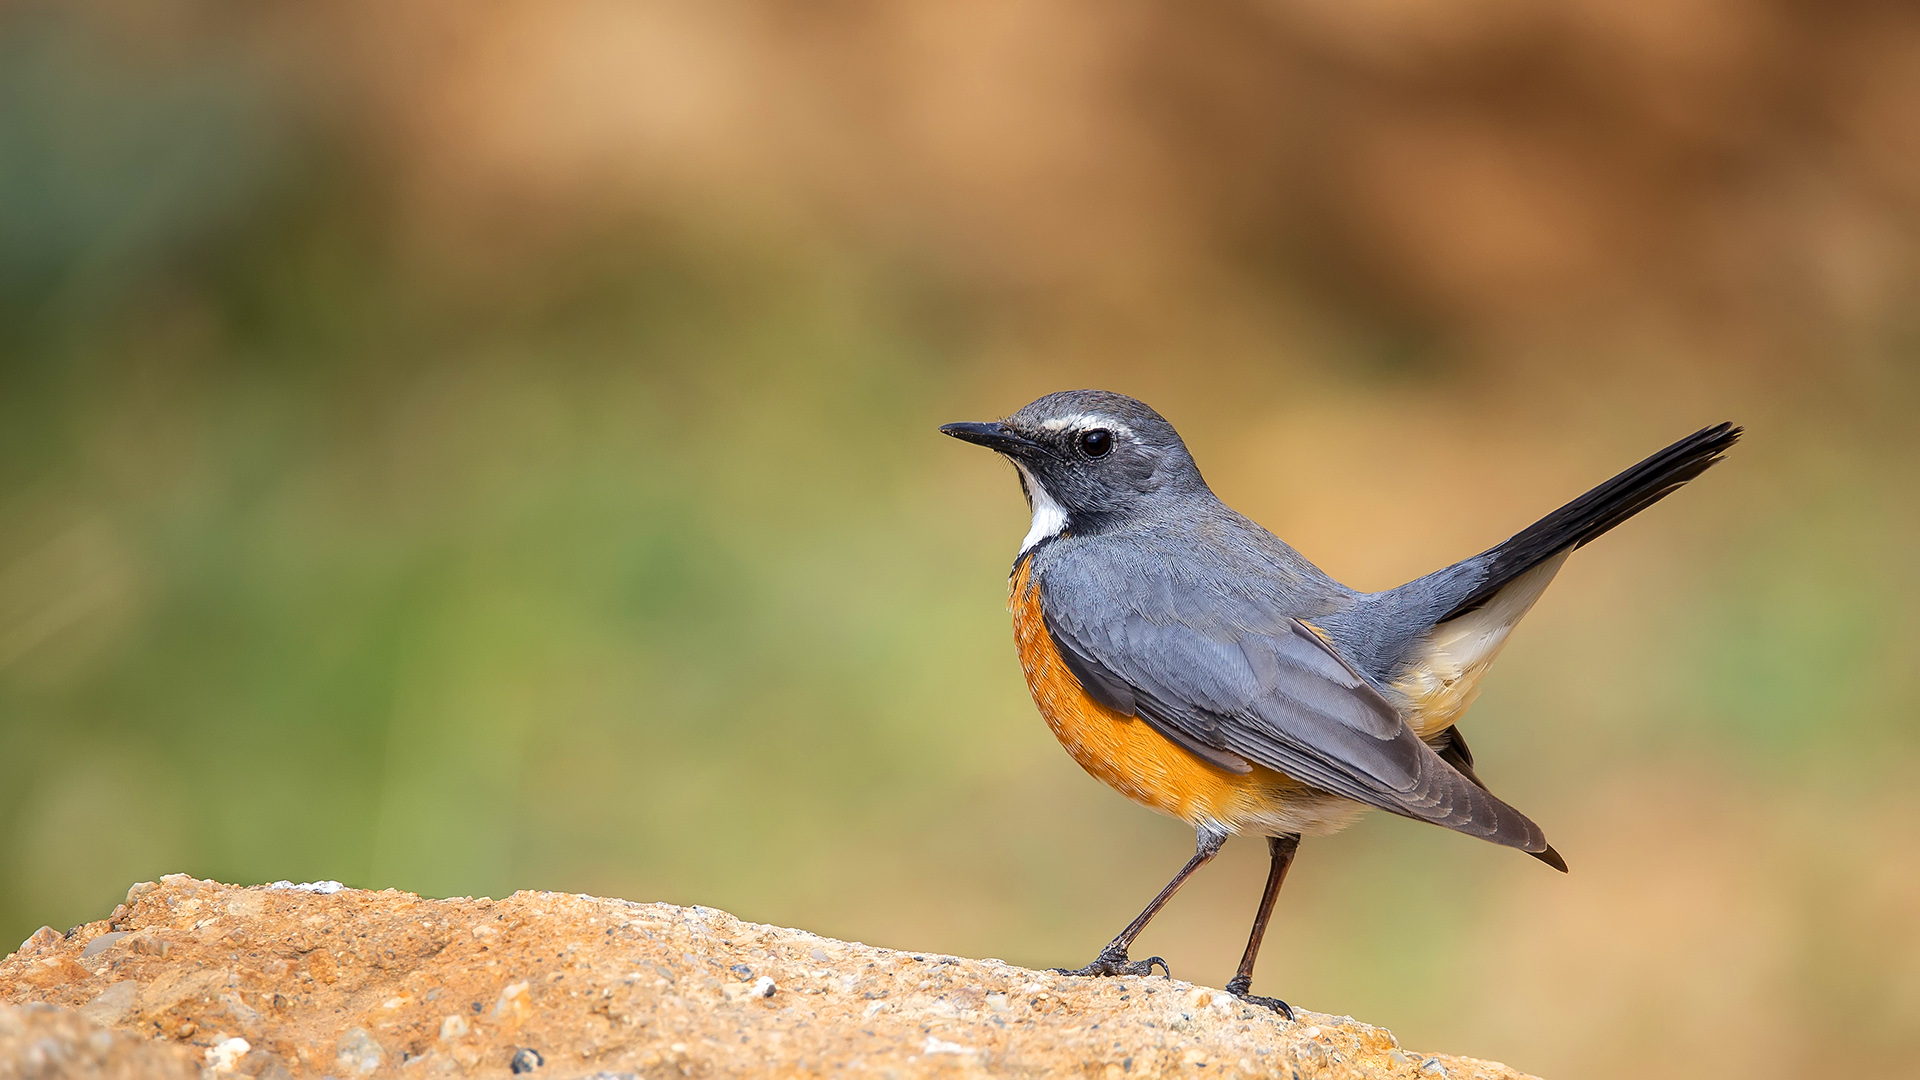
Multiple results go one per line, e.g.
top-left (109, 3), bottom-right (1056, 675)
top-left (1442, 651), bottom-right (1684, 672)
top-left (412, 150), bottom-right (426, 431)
top-left (1016, 464), bottom-right (1069, 554)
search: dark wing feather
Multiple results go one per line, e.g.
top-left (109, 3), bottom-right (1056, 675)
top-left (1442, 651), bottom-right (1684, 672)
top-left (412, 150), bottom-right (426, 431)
top-left (1038, 550), bottom-right (1551, 854)
top-left (1438, 422), bottom-right (1741, 621)
top-left (1431, 725), bottom-right (1482, 788)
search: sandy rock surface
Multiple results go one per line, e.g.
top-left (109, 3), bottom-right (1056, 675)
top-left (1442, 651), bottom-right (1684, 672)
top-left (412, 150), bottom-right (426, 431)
top-left (1, 876), bottom-right (1536, 1079)
top-left (0, 1001), bottom-right (200, 1080)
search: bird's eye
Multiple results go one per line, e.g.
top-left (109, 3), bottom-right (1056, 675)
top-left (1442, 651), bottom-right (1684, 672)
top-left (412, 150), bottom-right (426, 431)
top-left (1079, 429), bottom-right (1113, 458)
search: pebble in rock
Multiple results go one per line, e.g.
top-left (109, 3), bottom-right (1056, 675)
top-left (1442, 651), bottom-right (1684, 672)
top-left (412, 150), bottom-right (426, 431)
top-left (79, 981), bottom-right (139, 1026)
top-left (335, 1028), bottom-right (383, 1075)
top-left (511, 1046), bottom-right (545, 1073)
top-left (79, 932), bottom-right (129, 960)
top-left (206, 1036), bottom-right (251, 1073)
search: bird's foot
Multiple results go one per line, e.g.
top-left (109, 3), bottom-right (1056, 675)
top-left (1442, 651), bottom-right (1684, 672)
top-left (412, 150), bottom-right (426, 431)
top-left (1052, 943), bottom-right (1169, 979)
top-left (1224, 975), bottom-right (1294, 1020)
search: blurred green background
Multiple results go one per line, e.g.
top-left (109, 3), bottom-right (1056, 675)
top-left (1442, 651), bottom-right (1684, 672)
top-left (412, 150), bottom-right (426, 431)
top-left (3, 2), bottom-right (1917, 1076)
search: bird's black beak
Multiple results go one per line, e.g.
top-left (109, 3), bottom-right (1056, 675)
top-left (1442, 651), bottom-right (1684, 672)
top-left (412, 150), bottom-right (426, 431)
top-left (940, 421), bottom-right (1042, 456)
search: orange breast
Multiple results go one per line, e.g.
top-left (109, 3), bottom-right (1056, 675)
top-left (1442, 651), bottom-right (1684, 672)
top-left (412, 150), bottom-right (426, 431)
top-left (1009, 558), bottom-right (1314, 831)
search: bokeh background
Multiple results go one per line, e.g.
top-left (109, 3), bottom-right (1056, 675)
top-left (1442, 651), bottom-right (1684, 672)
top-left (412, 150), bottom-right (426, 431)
top-left (3, 1), bottom-right (1917, 1076)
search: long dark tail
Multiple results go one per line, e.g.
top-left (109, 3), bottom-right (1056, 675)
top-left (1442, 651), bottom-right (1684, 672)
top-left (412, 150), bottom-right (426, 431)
top-left (1439, 422), bottom-right (1742, 622)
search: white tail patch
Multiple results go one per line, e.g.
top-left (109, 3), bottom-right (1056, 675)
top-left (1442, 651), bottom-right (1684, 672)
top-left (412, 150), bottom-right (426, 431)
top-left (1391, 551), bottom-right (1570, 738)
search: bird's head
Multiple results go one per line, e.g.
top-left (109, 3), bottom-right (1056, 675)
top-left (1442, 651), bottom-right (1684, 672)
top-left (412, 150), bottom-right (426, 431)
top-left (941, 389), bottom-right (1207, 552)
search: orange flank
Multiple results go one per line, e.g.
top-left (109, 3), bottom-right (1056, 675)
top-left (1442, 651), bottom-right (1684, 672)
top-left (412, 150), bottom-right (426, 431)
top-left (1009, 558), bottom-right (1337, 834)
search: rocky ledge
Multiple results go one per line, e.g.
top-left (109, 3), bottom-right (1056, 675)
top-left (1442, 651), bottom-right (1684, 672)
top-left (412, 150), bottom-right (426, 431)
top-left (1, 876), bottom-right (1536, 1078)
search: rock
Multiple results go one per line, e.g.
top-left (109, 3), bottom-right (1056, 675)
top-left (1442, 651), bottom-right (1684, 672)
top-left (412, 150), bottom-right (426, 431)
top-left (1, 876), bottom-right (1538, 1078)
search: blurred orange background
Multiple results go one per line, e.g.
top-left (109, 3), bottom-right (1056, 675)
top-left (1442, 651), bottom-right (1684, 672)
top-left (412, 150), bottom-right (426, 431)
top-left (2, 2), bottom-right (1916, 1076)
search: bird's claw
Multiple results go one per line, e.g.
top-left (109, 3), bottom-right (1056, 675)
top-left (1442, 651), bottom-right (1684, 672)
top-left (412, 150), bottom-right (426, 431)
top-left (1052, 944), bottom-right (1170, 979)
top-left (1232, 992), bottom-right (1294, 1020)
top-left (1223, 975), bottom-right (1294, 1020)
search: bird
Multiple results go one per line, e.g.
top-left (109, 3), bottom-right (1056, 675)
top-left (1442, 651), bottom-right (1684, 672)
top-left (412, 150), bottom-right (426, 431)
top-left (940, 389), bottom-right (1740, 1017)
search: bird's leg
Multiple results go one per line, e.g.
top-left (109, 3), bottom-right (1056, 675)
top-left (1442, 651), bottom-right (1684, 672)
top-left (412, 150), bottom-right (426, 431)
top-left (1055, 829), bottom-right (1226, 979)
top-left (1223, 833), bottom-right (1301, 1019)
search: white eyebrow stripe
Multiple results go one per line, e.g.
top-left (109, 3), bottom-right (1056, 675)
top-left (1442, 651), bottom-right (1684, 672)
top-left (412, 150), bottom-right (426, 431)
top-left (1036, 413), bottom-right (1135, 438)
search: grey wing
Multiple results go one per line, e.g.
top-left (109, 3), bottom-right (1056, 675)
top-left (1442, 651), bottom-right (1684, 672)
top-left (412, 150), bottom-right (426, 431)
top-left (1038, 553), bottom-right (1552, 853)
